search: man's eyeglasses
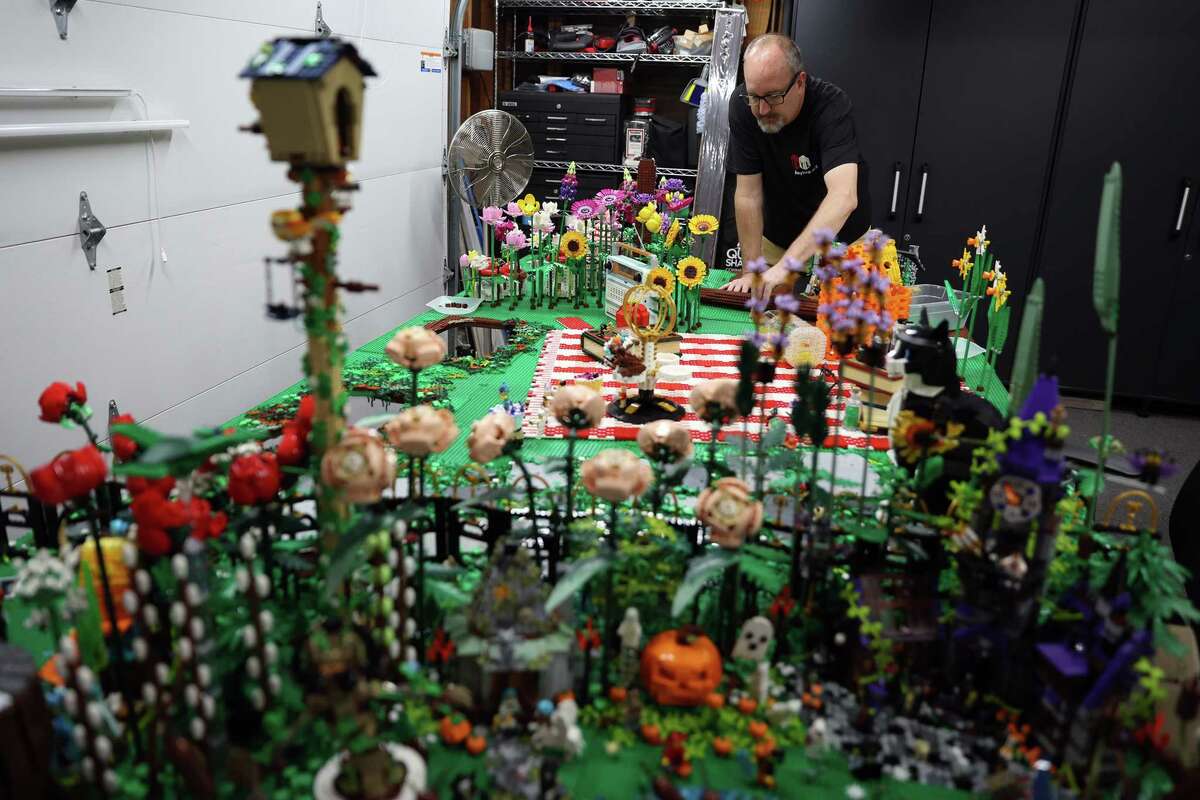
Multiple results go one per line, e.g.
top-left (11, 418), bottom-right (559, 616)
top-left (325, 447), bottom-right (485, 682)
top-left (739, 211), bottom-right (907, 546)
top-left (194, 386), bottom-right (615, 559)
top-left (745, 71), bottom-right (802, 108)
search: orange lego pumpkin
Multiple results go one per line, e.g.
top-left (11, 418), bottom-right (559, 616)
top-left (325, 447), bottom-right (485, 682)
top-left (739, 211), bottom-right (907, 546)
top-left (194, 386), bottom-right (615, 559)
top-left (640, 628), bottom-right (723, 706)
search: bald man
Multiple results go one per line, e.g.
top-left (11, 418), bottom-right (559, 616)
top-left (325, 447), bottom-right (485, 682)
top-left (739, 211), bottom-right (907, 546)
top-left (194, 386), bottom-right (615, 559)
top-left (724, 34), bottom-right (871, 296)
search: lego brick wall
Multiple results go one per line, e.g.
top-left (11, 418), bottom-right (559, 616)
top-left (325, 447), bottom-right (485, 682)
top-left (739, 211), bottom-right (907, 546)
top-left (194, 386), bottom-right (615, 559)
top-left (0, 0), bottom-right (449, 477)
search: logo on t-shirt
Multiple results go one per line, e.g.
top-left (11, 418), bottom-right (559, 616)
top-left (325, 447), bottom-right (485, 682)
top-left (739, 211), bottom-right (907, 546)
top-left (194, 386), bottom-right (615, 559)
top-left (790, 153), bottom-right (817, 176)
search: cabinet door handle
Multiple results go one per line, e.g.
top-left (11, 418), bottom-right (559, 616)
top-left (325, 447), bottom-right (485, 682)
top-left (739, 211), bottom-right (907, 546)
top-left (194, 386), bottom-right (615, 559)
top-left (889, 162), bottom-right (902, 220)
top-left (547, 115), bottom-right (568, 121)
top-left (584, 116), bottom-right (607, 123)
top-left (1175, 179), bottom-right (1192, 235)
top-left (547, 137), bottom-right (567, 142)
top-left (546, 126), bottom-right (567, 132)
top-left (915, 163), bottom-right (929, 222)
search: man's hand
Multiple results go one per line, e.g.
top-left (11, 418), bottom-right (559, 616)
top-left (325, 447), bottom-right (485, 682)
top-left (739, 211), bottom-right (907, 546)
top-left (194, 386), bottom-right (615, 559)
top-left (722, 263), bottom-right (792, 299)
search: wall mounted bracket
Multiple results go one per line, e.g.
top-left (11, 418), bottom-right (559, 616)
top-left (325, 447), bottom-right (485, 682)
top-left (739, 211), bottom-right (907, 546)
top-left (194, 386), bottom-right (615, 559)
top-left (314, 2), bottom-right (332, 37)
top-left (51, 0), bottom-right (78, 40)
top-left (78, 191), bottom-right (105, 270)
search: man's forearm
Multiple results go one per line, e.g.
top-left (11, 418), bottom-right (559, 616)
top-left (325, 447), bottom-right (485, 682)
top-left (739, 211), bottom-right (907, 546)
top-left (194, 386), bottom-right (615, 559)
top-left (735, 190), bottom-right (765, 263)
top-left (782, 189), bottom-right (858, 268)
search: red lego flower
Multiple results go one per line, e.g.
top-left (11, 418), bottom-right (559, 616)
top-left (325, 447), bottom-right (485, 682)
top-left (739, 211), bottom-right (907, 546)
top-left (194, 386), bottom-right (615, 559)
top-left (182, 497), bottom-right (227, 542)
top-left (38, 381), bottom-right (88, 423)
top-left (576, 618), bottom-right (601, 653)
top-left (227, 452), bottom-right (281, 505)
top-left (276, 396), bottom-right (316, 467)
top-left (769, 586), bottom-right (796, 620)
top-left (125, 475), bottom-right (176, 498)
top-left (29, 445), bottom-right (107, 506)
top-left (426, 628), bottom-right (456, 664)
top-left (1135, 712), bottom-right (1171, 751)
top-left (109, 413), bottom-right (139, 461)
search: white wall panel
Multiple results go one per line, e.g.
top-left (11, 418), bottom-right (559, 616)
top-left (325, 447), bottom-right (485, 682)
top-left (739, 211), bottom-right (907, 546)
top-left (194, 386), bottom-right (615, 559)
top-left (0, 0), bottom-right (448, 477)
top-left (85, 0), bottom-right (448, 46)
top-left (0, 0), bottom-right (447, 247)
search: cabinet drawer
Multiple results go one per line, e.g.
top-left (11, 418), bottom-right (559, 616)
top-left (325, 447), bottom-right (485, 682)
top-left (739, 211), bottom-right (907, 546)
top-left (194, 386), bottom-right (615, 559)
top-left (578, 113), bottom-right (619, 131)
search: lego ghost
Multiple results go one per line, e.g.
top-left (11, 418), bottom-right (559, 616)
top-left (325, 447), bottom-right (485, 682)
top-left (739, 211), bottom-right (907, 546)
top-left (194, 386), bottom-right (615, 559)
top-left (732, 616), bottom-right (775, 663)
top-left (616, 607), bottom-right (642, 651)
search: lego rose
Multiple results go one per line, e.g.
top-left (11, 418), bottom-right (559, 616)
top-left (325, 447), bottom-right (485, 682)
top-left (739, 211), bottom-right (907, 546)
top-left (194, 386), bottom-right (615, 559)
top-left (385, 327), bottom-right (447, 371)
top-left (696, 477), bottom-right (763, 549)
top-left (320, 428), bottom-right (397, 503)
top-left (276, 395), bottom-right (315, 467)
top-left (549, 384), bottom-right (605, 430)
top-left (689, 379), bottom-right (740, 423)
top-left (467, 411), bottom-right (517, 464)
top-left (580, 450), bottom-right (652, 503)
top-left (109, 413), bottom-right (139, 461)
top-left (227, 452), bottom-right (282, 505)
top-left (637, 420), bottom-right (693, 463)
top-left (29, 445), bottom-right (108, 506)
top-left (38, 381), bottom-right (88, 423)
top-left (383, 406), bottom-right (459, 457)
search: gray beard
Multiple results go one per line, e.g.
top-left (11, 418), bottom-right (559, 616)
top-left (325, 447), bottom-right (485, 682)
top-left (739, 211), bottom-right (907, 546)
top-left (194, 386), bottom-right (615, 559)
top-left (756, 118), bottom-right (784, 134)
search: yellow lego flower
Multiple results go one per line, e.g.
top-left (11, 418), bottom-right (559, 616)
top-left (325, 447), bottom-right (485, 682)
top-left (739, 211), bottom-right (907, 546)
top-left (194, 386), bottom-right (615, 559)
top-left (676, 257), bottom-right (707, 288)
top-left (648, 267), bottom-right (676, 295)
top-left (517, 193), bottom-right (540, 216)
top-left (645, 213), bottom-right (663, 234)
top-left (688, 214), bottom-right (719, 236)
top-left (560, 231), bottom-right (588, 261)
top-left (665, 218), bottom-right (682, 249)
top-left (987, 266), bottom-right (1011, 311)
top-left (951, 248), bottom-right (972, 281)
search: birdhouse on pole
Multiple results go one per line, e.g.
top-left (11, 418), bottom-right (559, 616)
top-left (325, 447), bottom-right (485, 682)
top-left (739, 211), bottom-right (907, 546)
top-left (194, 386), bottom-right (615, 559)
top-left (240, 37), bottom-right (376, 167)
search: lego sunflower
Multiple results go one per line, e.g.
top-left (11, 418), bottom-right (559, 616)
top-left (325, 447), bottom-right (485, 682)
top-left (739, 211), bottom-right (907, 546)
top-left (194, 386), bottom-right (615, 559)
top-left (677, 256), bottom-right (708, 288)
top-left (688, 214), bottom-right (719, 236)
top-left (648, 267), bottom-right (676, 295)
top-left (891, 410), bottom-right (964, 464)
top-left (664, 218), bottom-right (682, 249)
top-left (560, 231), bottom-right (588, 261)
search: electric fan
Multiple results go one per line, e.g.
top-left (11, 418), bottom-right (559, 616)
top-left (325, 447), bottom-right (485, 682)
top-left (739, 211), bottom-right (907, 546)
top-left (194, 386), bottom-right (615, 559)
top-left (447, 109), bottom-right (534, 208)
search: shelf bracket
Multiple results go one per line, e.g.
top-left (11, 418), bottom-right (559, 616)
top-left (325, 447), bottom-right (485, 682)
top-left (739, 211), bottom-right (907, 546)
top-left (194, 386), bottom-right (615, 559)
top-left (314, 2), bottom-right (332, 38)
top-left (78, 191), bottom-right (105, 271)
top-left (51, 0), bottom-right (77, 40)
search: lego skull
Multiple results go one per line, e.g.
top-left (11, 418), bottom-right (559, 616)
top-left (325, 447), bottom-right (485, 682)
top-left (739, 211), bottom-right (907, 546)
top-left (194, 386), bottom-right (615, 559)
top-left (731, 616), bottom-right (775, 663)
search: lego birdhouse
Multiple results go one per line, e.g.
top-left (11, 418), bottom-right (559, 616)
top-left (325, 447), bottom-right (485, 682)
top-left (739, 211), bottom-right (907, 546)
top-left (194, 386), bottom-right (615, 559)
top-left (240, 37), bottom-right (376, 167)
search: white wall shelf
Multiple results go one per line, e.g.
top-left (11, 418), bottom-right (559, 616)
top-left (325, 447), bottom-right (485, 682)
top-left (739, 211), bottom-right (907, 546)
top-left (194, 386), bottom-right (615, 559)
top-left (534, 159), bottom-right (696, 178)
top-left (0, 120), bottom-right (190, 139)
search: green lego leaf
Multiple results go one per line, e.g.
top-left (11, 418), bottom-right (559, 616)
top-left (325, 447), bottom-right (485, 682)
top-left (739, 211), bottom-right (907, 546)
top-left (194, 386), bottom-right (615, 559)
top-left (944, 280), bottom-right (963, 316)
top-left (75, 560), bottom-right (109, 673)
top-left (544, 554), bottom-right (614, 613)
top-left (986, 303), bottom-right (1011, 355)
top-left (1008, 277), bottom-right (1045, 414)
top-left (1093, 162), bottom-right (1122, 335)
top-left (671, 550), bottom-right (736, 618)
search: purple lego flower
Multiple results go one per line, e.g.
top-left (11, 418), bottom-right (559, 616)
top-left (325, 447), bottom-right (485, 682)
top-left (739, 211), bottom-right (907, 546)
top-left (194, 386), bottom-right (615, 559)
top-left (632, 191), bottom-right (655, 206)
top-left (481, 206), bottom-right (505, 225)
top-left (827, 243), bottom-right (848, 260)
top-left (744, 256), bottom-right (770, 275)
top-left (782, 256), bottom-right (807, 273)
top-left (1125, 449), bottom-right (1180, 485)
top-left (744, 296), bottom-right (770, 314)
top-left (769, 331), bottom-right (787, 350)
top-left (662, 178), bottom-right (686, 192)
top-left (747, 331), bottom-right (767, 349)
top-left (869, 272), bottom-right (893, 293)
top-left (812, 228), bottom-right (836, 247)
top-left (774, 294), bottom-right (801, 314)
top-left (861, 228), bottom-right (883, 249)
top-left (559, 172), bottom-right (579, 203)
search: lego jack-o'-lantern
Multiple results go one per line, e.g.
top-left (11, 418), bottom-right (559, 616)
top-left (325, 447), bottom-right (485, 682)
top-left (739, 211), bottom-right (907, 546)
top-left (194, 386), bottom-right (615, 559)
top-left (241, 37), bottom-right (376, 166)
top-left (640, 628), bottom-right (723, 706)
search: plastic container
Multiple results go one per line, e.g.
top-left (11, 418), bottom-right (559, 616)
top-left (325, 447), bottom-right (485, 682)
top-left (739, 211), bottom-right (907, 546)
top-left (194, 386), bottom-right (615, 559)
top-left (907, 283), bottom-right (962, 329)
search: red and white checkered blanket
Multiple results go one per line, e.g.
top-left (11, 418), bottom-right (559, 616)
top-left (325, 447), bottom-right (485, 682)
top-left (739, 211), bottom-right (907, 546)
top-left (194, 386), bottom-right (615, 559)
top-left (521, 331), bottom-right (891, 450)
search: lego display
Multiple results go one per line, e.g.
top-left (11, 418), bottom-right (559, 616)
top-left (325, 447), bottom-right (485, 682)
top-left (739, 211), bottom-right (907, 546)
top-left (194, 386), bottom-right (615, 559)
top-left (2, 40), bottom-right (1197, 800)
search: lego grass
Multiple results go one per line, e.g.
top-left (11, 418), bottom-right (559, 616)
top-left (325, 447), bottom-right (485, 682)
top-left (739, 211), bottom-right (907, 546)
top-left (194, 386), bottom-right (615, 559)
top-left (427, 724), bottom-right (971, 799)
top-left (226, 292), bottom-right (1009, 471)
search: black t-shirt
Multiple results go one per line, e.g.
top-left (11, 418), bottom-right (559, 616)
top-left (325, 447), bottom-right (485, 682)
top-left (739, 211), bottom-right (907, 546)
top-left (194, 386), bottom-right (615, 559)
top-left (727, 76), bottom-right (872, 247)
